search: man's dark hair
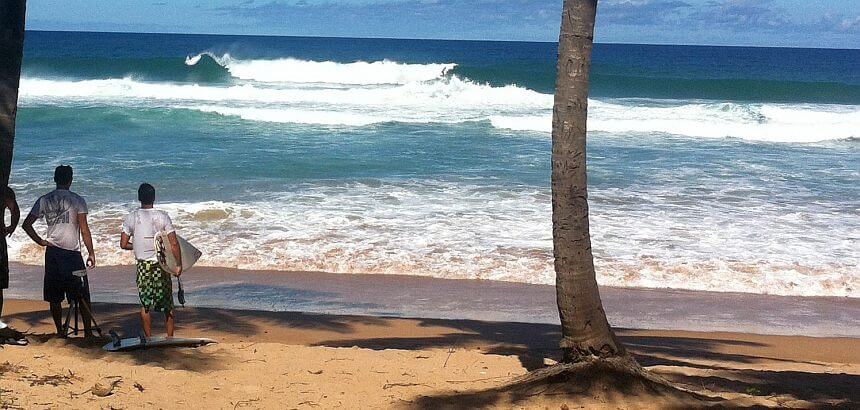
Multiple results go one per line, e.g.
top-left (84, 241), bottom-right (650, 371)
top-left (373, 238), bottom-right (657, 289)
top-left (138, 183), bottom-right (156, 205)
top-left (54, 165), bottom-right (73, 186)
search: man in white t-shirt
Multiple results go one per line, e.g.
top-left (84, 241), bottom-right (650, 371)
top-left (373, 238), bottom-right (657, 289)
top-left (22, 165), bottom-right (96, 338)
top-left (120, 183), bottom-right (182, 338)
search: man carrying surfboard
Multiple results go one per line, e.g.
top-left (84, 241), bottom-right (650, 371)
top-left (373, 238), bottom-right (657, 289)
top-left (22, 165), bottom-right (96, 338)
top-left (120, 183), bottom-right (182, 338)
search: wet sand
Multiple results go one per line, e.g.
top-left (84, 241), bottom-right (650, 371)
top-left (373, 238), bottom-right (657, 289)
top-left (6, 262), bottom-right (860, 337)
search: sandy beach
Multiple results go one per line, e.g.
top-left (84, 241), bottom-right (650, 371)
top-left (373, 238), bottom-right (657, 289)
top-left (1, 296), bottom-right (858, 408)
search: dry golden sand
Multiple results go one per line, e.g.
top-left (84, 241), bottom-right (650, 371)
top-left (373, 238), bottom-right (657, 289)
top-left (1, 299), bottom-right (858, 409)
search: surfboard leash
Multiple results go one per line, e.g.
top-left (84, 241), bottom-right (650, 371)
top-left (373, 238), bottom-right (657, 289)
top-left (177, 277), bottom-right (186, 307)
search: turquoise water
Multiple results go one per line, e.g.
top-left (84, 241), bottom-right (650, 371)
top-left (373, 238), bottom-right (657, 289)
top-left (10, 31), bottom-right (859, 297)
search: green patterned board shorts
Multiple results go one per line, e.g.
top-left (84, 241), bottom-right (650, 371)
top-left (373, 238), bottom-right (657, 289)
top-left (136, 260), bottom-right (174, 312)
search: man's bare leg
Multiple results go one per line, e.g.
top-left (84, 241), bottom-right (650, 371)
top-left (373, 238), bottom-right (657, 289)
top-left (140, 307), bottom-right (152, 338)
top-left (49, 302), bottom-right (64, 336)
top-left (165, 309), bottom-right (175, 338)
top-left (82, 291), bottom-right (94, 331)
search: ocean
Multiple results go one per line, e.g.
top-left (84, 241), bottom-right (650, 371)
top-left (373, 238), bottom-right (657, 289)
top-left (9, 31), bottom-right (859, 298)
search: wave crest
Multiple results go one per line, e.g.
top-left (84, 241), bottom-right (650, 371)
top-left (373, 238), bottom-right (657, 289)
top-left (185, 52), bottom-right (456, 85)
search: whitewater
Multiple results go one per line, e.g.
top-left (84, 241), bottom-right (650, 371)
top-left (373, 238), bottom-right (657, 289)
top-left (6, 183), bottom-right (858, 298)
top-left (11, 40), bottom-right (860, 298)
top-left (19, 54), bottom-right (860, 143)
top-left (185, 52), bottom-right (456, 84)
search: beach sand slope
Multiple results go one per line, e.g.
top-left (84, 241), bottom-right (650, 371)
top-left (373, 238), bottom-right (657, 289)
top-left (1, 299), bottom-right (857, 408)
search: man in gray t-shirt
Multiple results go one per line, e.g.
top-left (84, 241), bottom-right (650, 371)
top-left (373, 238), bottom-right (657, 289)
top-left (28, 187), bottom-right (89, 252)
top-left (22, 165), bottom-right (97, 338)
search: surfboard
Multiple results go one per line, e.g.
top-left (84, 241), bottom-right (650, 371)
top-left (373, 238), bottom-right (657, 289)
top-left (155, 231), bottom-right (202, 274)
top-left (103, 334), bottom-right (216, 352)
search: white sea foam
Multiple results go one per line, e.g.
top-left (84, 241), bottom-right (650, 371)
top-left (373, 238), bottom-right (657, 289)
top-left (183, 54), bottom-right (204, 66)
top-left (491, 102), bottom-right (860, 142)
top-left (587, 101), bottom-right (860, 143)
top-left (6, 181), bottom-right (856, 298)
top-left (19, 76), bottom-right (549, 107)
top-left (186, 52), bottom-right (456, 85)
top-left (19, 76), bottom-right (859, 143)
top-left (19, 76), bottom-right (550, 129)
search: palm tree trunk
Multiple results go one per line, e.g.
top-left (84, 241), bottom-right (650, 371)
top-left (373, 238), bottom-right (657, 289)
top-left (552, 0), bottom-right (625, 363)
top-left (0, 0), bottom-right (26, 186)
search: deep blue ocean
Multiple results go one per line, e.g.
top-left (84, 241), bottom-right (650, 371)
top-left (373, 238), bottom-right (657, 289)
top-left (10, 31), bottom-right (858, 297)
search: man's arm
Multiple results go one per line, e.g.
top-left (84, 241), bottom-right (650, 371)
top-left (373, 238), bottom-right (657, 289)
top-left (167, 232), bottom-right (182, 276)
top-left (0, 188), bottom-right (21, 236)
top-left (77, 213), bottom-right (96, 267)
top-left (22, 214), bottom-right (48, 246)
top-left (6, 194), bottom-right (20, 236)
top-left (120, 232), bottom-right (134, 250)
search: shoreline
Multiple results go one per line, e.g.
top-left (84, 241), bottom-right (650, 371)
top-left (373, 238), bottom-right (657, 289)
top-left (6, 262), bottom-right (860, 338)
top-left (1, 298), bottom-right (858, 408)
top-left (10, 261), bottom-right (856, 301)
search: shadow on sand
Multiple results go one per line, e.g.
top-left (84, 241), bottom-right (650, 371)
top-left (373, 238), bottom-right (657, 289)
top-left (5, 302), bottom-right (858, 406)
top-left (407, 331), bottom-right (859, 408)
top-left (5, 301), bottom-right (391, 372)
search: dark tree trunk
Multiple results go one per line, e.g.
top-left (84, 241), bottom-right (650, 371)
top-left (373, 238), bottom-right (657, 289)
top-left (0, 0), bottom-right (26, 187)
top-left (552, 0), bottom-right (625, 363)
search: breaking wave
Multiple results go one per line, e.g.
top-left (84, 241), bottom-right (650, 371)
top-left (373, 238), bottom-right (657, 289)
top-left (19, 75), bottom-right (859, 143)
top-left (185, 52), bottom-right (456, 85)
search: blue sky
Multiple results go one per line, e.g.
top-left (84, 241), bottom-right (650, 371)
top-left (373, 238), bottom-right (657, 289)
top-left (26, 0), bottom-right (860, 48)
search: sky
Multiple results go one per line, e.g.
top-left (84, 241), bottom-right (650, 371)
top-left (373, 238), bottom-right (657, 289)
top-left (26, 0), bottom-right (860, 48)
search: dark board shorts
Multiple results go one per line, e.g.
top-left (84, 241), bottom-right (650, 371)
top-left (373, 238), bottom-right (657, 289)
top-left (43, 246), bottom-right (87, 303)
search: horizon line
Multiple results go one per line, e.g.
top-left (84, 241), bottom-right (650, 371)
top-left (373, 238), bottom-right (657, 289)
top-left (24, 29), bottom-right (860, 51)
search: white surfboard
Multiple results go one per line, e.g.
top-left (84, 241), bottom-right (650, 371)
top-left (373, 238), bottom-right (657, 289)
top-left (155, 231), bottom-right (202, 274)
top-left (103, 334), bottom-right (215, 352)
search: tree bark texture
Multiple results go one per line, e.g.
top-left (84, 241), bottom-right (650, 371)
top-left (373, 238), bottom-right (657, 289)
top-left (552, 0), bottom-right (625, 362)
top-left (0, 0), bottom-right (26, 186)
